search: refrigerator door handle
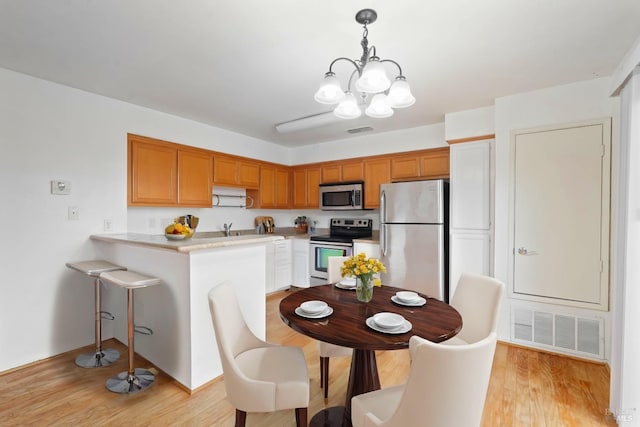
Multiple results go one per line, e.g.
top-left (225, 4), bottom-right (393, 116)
top-left (380, 190), bottom-right (387, 256)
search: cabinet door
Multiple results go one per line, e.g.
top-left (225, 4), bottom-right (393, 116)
top-left (341, 161), bottom-right (364, 181)
top-left (353, 241), bottom-right (380, 259)
top-left (259, 165), bottom-right (277, 208)
top-left (420, 148), bottom-right (450, 178)
top-left (178, 149), bottom-right (213, 207)
top-left (450, 141), bottom-right (491, 230)
top-left (213, 155), bottom-right (238, 187)
top-left (292, 239), bottom-right (310, 287)
top-left (129, 138), bottom-right (177, 206)
top-left (275, 167), bottom-right (290, 208)
top-left (449, 232), bottom-right (490, 299)
top-left (273, 240), bottom-right (292, 291)
top-left (307, 167), bottom-right (321, 208)
top-left (238, 160), bottom-right (260, 189)
top-left (322, 164), bottom-right (341, 183)
top-left (390, 155), bottom-right (420, 180)
top-left (364, 158), bottom-right (390, 209)
top-left (292, 168), bottom-right (307, 208)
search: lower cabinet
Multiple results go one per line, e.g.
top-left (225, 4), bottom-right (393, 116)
top-left (266, 239), bottom-right (292, 294)
top-left (449, 232), bottom-right (491, 298)
top-left (292, 238), bottom-right (310, 288)
top-left (353, 241), bottom-right (380, 259)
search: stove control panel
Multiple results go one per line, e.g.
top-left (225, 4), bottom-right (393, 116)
top-left (330, 218), bottom-right (372, 230)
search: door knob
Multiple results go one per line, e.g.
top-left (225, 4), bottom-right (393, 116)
top-left (517, 247), bottom-right (538, 255)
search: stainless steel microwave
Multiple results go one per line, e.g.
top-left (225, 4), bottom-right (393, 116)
top-left (319, 181), bottom-right (365, 210)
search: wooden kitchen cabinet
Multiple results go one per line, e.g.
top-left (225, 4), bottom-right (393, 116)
top-left (363, 158), bottom-right (390, 209)
top-left (248, 163), bottom-right (290, 209)
top-left (177, 148), bottom-right (213, 206)
top-left (420, 148), bottom-right (450, 178)
top-left (390, 148), bottom-right (450, 181)
top-left (321, 160), bottom-right (363, 183)
top-left (213, 154), bottom-right (260, 189)
top-left (390, 155), bottom-right (420, 180)
top-left (128, 134), bottom-right (212, 207)
top-left (292, 166), bottom-right (321, 208)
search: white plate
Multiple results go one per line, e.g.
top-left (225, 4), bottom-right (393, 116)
top-left (338, 278), bottom-right (356, 287)
top-left (395, 291), bottom-right (421, 303)
top-left (372, 312), bottom-right (405, 329)
top-left (391, 295), bottom-right (427, 307)
top-left (300, 300), bottom-right (328, 314)
top-left (335, 281), bottom-right (356, 290)
top-left (165, 234), bottom-right (186, 241)
top-left (295, 306), bottom-right (333, 319)
top-left (366, 316), bottom-right (412, 334)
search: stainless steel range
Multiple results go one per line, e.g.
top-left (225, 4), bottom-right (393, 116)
top-left (309, 218), bottom-right (373, 286)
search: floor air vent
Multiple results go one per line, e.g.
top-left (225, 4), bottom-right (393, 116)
top-left (512, 307), bottom-right (603, 359)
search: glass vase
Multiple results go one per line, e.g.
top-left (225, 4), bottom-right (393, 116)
top-left (356, 275), bottom-right (374, 302)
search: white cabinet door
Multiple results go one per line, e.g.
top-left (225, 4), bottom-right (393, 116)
top-left (353, 241), bottom-right (380, 259)
top-left (273, 240), bottom-right (292, 291)
top-left (292, 238), bottom-right (310, 287)
top-left (450, 141), bottom-right (491, 230)
top-left (449, 232), bottom-right (491, 298)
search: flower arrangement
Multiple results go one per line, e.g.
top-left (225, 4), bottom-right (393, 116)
top-left (341, 252), bottom-right (386, 301)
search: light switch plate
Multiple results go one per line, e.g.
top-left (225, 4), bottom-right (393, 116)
top-left (51, 180), bottom-right (71, 195)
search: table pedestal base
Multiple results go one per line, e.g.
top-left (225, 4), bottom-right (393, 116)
top-left (310, 406), bottom-right (347, 427)
top-left (311, 349), bottom-right (380, 427)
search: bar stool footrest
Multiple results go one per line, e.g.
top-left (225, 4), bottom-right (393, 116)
top-left (75, 348), bottom-right (120, 368)
top-left (106, 368), bottom-right (155, 393)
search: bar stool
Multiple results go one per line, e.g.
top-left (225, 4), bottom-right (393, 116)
top-left (99, 270), bottom-right (160, 394)
top-left (65, 260), bottom-right (127, 368)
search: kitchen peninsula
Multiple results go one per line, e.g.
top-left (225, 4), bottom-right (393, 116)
top-left (91, 233), bottom-right (284, 391)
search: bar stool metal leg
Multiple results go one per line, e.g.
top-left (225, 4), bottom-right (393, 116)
top-left (106, 288), bottom-right (154, 393)
top-left (74, 277), bottom-right (120, 368)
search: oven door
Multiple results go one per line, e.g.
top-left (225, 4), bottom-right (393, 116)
top-left (309, 241), bottom-right (353, 285)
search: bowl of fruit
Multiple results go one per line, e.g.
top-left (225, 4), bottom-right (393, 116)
top-left (165, 215), bottom-right (198, 240)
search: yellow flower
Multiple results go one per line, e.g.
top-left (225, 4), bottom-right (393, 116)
top-left (341, 252), bottom-right (386, 285)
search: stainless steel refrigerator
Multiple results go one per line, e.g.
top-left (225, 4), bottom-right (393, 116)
top-left (380, 179), bottom-right (449, 301)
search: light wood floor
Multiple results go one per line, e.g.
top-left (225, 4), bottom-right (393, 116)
top-left (0, 290), bottom-right (616, 426)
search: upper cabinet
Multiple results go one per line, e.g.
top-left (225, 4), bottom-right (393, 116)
top-left (128, 134), bottom-right (212, 207)
top-left (363, 158), bottom-right (391, 209)
top-left (177, 148), bottom-right (214, 206)
top-left (321, 160), bottom-right (364, 183)
top-left (390, 147), bottom-right (450, 181)
top-left (128, 134), bottom-right (449, 210)
top-left (247, 163), bottom-right (291, 209)
top-left (292, 166), bottom-right (321, 209)
top-left (213, 154), bottom-right (260, 189)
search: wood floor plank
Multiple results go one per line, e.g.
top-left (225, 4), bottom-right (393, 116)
top-left (0, 289), bottom-right (616, 426)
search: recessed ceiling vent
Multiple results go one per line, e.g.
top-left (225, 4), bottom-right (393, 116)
top-left (347, 126), bottom-right (374, 134)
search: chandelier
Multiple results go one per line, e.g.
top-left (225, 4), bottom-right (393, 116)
top-left (314, 9), bottom-right (415, 119)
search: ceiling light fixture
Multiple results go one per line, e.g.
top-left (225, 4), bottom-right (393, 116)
top-left (314, 9), bottom-right (415, 120)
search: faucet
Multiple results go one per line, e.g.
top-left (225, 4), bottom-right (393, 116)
top-left (223, 223), bottom-right (233, 237)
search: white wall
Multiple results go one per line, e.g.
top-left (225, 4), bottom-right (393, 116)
top-left (492, 77), bottom-right (617, 349)
top-left (290, 122), bottom-right (447, 165)
top-left (0, 68), bottom-right (286, 372)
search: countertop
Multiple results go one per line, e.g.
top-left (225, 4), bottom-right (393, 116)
top-left (91, 232), bottom-right (286, 253)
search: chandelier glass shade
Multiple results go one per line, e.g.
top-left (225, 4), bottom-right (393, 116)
top-left (314, 9), bottom-right (415, 119)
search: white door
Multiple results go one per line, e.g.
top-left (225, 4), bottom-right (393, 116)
top-left (512, 119), bottom-right (610, 310)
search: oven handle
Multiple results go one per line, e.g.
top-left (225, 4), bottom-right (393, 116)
top-left (351, 189), bottom-right (356, 207)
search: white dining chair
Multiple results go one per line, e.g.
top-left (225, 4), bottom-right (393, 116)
top-left (317, 256), bottom-right (353, 398)
top-left (442, 273), bottom-right (505, 346)
top-left (208, 281), bottom-right (309, 427)
top-left (351, 332), bottom-right (498, 427)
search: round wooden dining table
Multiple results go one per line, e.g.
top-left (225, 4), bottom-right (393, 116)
top-left (279, 284), bottom-right (462, 427)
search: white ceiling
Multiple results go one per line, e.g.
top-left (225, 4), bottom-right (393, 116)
top-left (1, 1), bottom-right (639, 147)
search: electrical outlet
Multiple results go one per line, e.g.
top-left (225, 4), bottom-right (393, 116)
top-left (148, 218), bottom-right (156, 228)
top-left (68, 206), bottom-right (79, 220)
top-left (104, 219), bottom-right (112, 232)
